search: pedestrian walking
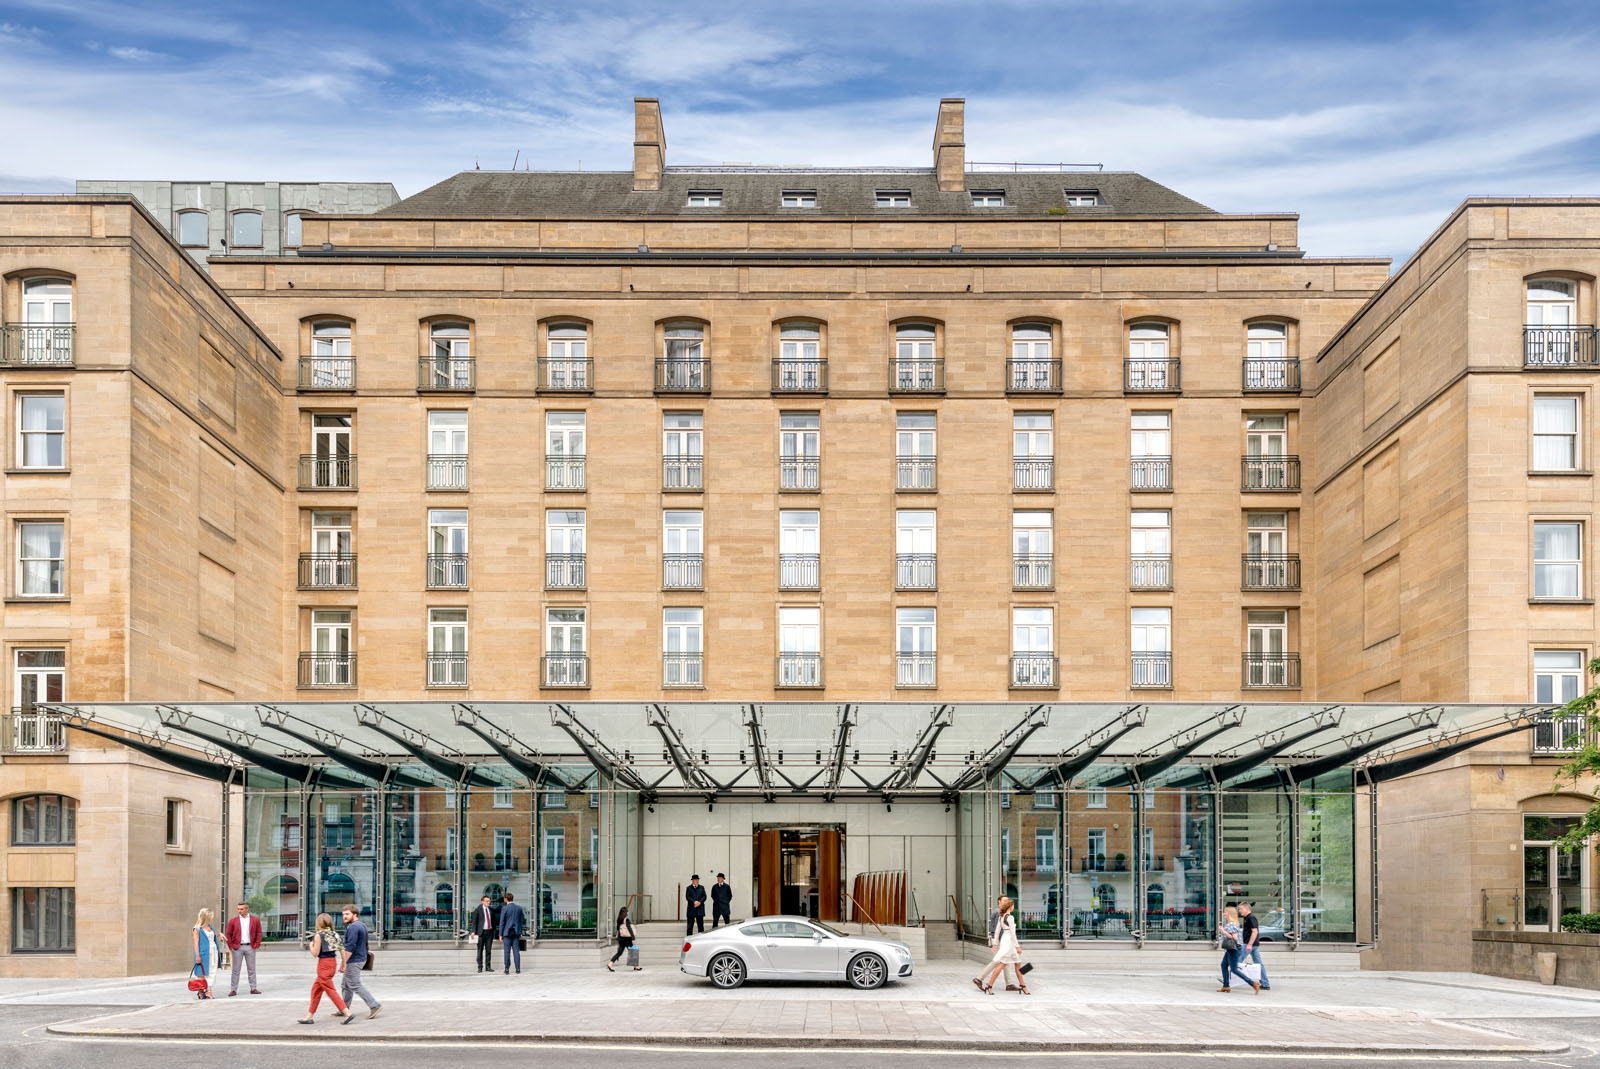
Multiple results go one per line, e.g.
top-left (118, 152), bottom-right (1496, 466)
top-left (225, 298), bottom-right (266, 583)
top-left (498, 891), bottom-right (526, 974)
top-left (973, 896), bottom-right (1028, 995)
top-left (1216, 905), bottom-right (1260, 993)
top-left (469, 894), bottom-right (497, 973)
top-left (685, 874), bottom-right (707, 935)
top-left (337, 905), bottom-right (383, 1022)
top-left (224, 899), bottom-right (263, 996)
top-left (191, 908), bottom-right (218, 999)
top-left (985, 893), bottom-right (1021, 991)
top-left (710, 873), bottom-right (733, 929)
top-left (607, 905), bottom-right (639, 971)
top-left (298, 913), bottom-right (348, 1024)
top-left (1238, 901), bottom-right (1270, 990)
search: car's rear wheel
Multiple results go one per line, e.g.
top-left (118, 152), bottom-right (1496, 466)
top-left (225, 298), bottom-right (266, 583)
top-left (847, 952), bottom-right (887, 990)
top-left (708, 952), bottom-right (746, 990)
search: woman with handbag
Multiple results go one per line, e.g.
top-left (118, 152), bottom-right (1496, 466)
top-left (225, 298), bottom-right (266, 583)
top-left (973, 896), bottom-right (1028, 995)
top-left (299, 913), bottom-right (350, 1024)
top-left (606, 905), bottom-right (639, 971)
top-left (189, 908), bottom-right (218, 1000)
top-left (1217, 905), bottom-right (1260, 993)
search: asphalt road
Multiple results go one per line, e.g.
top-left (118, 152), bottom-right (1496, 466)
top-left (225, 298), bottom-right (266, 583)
top-left (5, 1006), bottom-right (1599, 1068)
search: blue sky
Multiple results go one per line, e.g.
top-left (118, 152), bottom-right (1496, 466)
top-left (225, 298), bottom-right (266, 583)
top-left (1, 0), bottom-right (1596, 263)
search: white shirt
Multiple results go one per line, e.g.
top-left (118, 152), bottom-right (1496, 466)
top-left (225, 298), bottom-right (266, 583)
top-left (238, 913), bottom-right (255, 945)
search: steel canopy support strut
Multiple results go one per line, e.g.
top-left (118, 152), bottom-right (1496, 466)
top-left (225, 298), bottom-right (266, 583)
top-left (1356, 711), bottom-right (1537, 784)
top-left (452, 704), bottom-right (574, 790)
top-left (953, 704), bottom-right (1050, 792)
top-left (256, 705), bottom-right (425, 788)
top-left (551, 704), bottom-right (650, 793)
top-left (356, 704), bottom-right (499, 788)
top-left (157, 706), bottom-right (348, 789)
top-left (823, 705), bottom-right (857, 803)
top-left (1025, 704), bottom-right (1147, 789)
top-left (742, 704), bottom-right (777, 801)
top-left (1186, 707), bottom-right (1343, 789)
top-left (49, 705), bottom-right (242, 782)
top-left (1100, 705), bottom-right (1246, 789)
top-left (647, 703), bottom-right (721, 795)
top-left (878, 704), bottom-right (953, 793)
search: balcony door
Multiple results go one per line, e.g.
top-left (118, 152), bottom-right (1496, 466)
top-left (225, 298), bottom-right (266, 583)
top-left (14, 648), bottom-right (65, 713)
top-left (1246, 512), bottom-right (1288, 587)
top-left (311, 611), bottom-right (352, 685)
top-left (1246, 414), bottom-right (1286, 458)
top-left (312, 415), bottom-right (351, 484)
top-left (896, 607), bottom-right (936, 686)
top-left (779, 510), bottom-right (819, 588)
top-left (22, 279), bottom-right (72, 325)
top-left (1246, 610), bottom-right (1288, 686)
top-left (428, 608), bottom-right (468, 686)
top-left (663, 607), bottom-right (702, 687)
top-left (1527, 279), bottom-right (1576, 327)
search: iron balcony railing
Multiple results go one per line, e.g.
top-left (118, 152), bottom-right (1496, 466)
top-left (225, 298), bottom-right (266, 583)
top-left (896, 652), bottom-right (937, 688)
top-left (1132, 653), bottom-right (1172, 688)
top-left (417, 357), bottom-right (474, 391)
top-left (776, 653), bottom-right (824, 688)
top-left (663, 454), bottom-right (704, 491)
top-left (426, 454), bottom-right (468, 490)
top-left (779, 455), bottom-right (820, 491)
top-left (1013, 456), bottom-right (1054, 491)
top-left (4, 708), bottom-right (67, 754)
top-left (545, 554), bottom-right (586, 589)
top-left (779, 553), bottom-right (820, 590)
top-left (541, 654), bottom-right (589, 688)
top-left (896, 553), bottom-right (937, 590)
top-left (1, 324), bottom-right (74, 366)
top-left (772, 359), bottom-right (828, 393)
top-left (298, 653), bottom-right (356, 688)
top-left (1524, 326), bottom-right (1599, 368)
top-left (1130, 554), bottom-right (1172, 590)
top-left (298, 356), bottom-right (355, 390)
top-left (1242, 456), bottom-right (1301, 491)
top-left (1243, 359), bottom-right (1301, 392)
top-left (655, 358), bottom-right (710, 392)
top-left (1243, 653), bottom-right (1302, 689)
top-left (538, 358), bottom-right (594, 392)
top-left (298, 455), bottom-right (356, 490)
top-left (1533, 714), bottom-right (1591, 753)
top-left (1013, 554), bottom-right (1053, 589)
top-left (1125, 358), bottom-right (1181, 392)
top-left (427, 553), bottom-right (469, 589)
top-left (426, 653), bottom-right (468, 688)
top-left (1006, 358), bottom-right (1063, 392)
top-left (896, 455), bottom-right (936, 491)
top-left (545, 456), bottom-right (586, 491)
top-left (889, 358), bottom-right (945, 393)
top-left (1131, 456), bottom-right (1172, 491)
top-left (298, 554), bottom-right (356, 590)
top-left (663, 652), bottom-right (704, 688)
top-left (1010, 654), bottom-right (1058, 688)
top-left (1242, 554), bottom-right (1301, 591)
top-left (663, 553), bottom-right (704, 590)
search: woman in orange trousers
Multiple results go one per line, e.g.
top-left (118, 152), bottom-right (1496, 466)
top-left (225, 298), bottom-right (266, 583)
top-left (299, 913), bottom-right (349, 1024)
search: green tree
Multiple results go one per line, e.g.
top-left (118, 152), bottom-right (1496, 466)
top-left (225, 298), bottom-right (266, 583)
top-left (1553, 657), bottom-right (1600, 854)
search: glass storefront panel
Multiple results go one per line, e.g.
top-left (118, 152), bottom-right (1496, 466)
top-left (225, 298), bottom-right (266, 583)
top-left (465, 787), bottom-right (533, 919)
top-left (385, 788), bottom-right (459, 940)
top-left (310, 790), bottom-right (378, 928)
top-left (538, 776), bottom-right (599, 937)
top-left (604, 780), bottom-right (642, 929)
top-left (957, 787), bottom-right (989, 938)
top-left (999, 774), bottom-right (1062, 938)
top-left (1219, 790), bottom-right (1290, 941)
top-left (1144, 788), bottom-right (1214, 941)
top-left (1299, 789), bottom-right (1356, 942)
top-left (1068, 787), bottom-right (1135, 938)
top-left (242, 791), bottom-right (302, 941)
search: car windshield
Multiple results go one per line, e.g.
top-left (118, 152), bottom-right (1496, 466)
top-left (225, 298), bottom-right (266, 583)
top-left (807, 920), bottom-right (848, 937)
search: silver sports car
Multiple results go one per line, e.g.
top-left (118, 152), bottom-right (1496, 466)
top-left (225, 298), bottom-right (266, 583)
top-left (679, 916), bottom-right (914, 990)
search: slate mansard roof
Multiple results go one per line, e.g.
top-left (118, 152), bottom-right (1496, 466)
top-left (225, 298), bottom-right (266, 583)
top-left (377, 168), bottom-right (1215, 220)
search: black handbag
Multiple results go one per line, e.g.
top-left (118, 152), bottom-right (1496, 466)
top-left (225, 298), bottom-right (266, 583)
top-left (1221, 936), bottom-right (1239, 950)
top-left (1018, 962), bottom-right (1034, 975)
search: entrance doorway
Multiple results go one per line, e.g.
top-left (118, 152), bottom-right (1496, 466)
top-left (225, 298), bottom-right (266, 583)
top-left (754, 825), bottom-right (843, 920)
top-left (1523, 814), bottom-right (1591, 930)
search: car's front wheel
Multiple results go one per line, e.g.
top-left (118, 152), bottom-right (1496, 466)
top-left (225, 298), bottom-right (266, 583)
top-left (708, 952), bottom-right (746, 990)
top-left (846, 952), bottom-right (887, 990)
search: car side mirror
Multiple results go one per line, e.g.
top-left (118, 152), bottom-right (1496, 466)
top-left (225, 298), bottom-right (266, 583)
top-left (812, 933), bottom-right (824, 942)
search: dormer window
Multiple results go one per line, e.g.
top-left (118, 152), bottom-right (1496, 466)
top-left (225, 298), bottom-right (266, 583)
top-left (876, 190), bottom-right (912, 208)
top-left (1064, 190), bottom-right (1101, 207)
top-left (782, 190), bottom-right (817, 208)
top-left (685, 190), bottom-right (722, 207)
top-left (971, 190), bottom-right (1007, 207)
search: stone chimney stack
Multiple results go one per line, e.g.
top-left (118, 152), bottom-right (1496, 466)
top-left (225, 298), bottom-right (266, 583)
top-left (633, 98), bottom-right (666, 192)
top-left (934, 98), bottom-right (965, 192)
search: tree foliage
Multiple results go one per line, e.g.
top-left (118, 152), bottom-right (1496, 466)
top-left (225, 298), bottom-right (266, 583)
top-left (1554, 657), bottom-right (1600, 854)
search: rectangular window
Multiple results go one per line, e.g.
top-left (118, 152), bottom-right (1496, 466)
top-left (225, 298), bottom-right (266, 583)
top-left (427, 411), bottom-right (468, 489)
top-left (444, 827), bottom-right (457, 869)
top-left (1132, 607), bottom-right (1172, 687)
top-left (543, 829), bottom-right (564, 871)
top-left (493, 788), bottom-right (512, 809)
top-left (1535, 649), bottom-right (1585, 704)
top-left (10, 887), bottom-right (74, 952)
top-left (165, 799), bottom-right (188, 849)
top-left (779, 412), bottom-right (820, 490)
top-left (444, 789), bottom-right (456, 810)
top-left (1533, 395), bottom-right (1581, 471)
top-left (664, 607), bottom-right (704, 687)
top-left (896, 412), bottom-right (936, 489)
top-left (427, 509), bottom-right (468, 589)
top-left (1013, 510), bottom-right (1052, 588)
top-left (546, 509), bottom-right (586, 588)
top-left (685, 190), bottom-right (722, 207)
top-left (1063, 190), bottom-right (1100, 206)
top-left (663, 510), bottom-right (704, 589)
top-left (1246, 413), bottom-right (1287, 456)
top-left (778, 607), bottom-right (821, 686)
top-left (1131, 510), bottom-right (1171, 589)
top-left (1035, 829), bottom-right (1057, 873)
top-left (1130, 412), bottom-right (1171, 490)
top-left (1086, 788), bottom-right (1107, 809)
top-left (1534, 521), bottom-right (1583, 599)
top-left (427, 607), bottom-right (468, 686)
top-left (663, 412), bottom-right (703, 490)
top-left (896, 509), bottom-right (936, 589)
top-left (779, 510), bottom-right (820, 589)
top-left (17, 520), bottom-right (64, 596)
top-left (1035, 790), bottom-right (1058, 809)
top-left (1142, 825), bottom-right (1155, 867)
top-left (16, 394), bottom-right (65, 469)
top-left (1086, 827), bottom-right (1106, 869)
top-left (970, 189), bottom-right (1006, 207)
top-left (1014, 413), bottom-right (1053, 490)
top-left (781, 190), bottom-right (817, 208)
top-left (876, 190), bottom-right (912, 207)
top-left (546, 411), bottom-right (586, 490)
top-left (12, 648), bottom-right (65, 717)
top-left (495, 827), bottom-right (515, 870)
top-left (896, 607), bottom-right (936, 687)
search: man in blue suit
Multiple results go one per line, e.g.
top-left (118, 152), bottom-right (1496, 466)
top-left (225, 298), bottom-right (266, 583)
top-left (498, 891), bottom-right (526, 974)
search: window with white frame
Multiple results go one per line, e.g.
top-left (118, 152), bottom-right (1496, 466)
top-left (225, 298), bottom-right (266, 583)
top-left (876, 190), bottom-right (911, 207)
top-left (1087, 787), bottom-right (1107, 809)
top-left (1131, 510), bottom-right (1171, 588)
top-left (177, 210), bottom-right (208, 247)
top-left (165, 798), bottom-right (189, 849)
top-left (427, 509), bottom-right (468, 588)
top-left (1247, 414), bottom-right (1287, 458)
top-left (896, 607), bottom-right (936, 687)
top-left (546, 411), bottom-right (585, 489)
top-left (895, 412), bottom-right (935, 489)
top-left (1528, 278), bottom-right (1577, 326)
top-left (444, 827), bottom-right (457, 869)
top-left (781, 190), bottom-right (817, 208)
top-left (545, 509), bottom-right (585, 588)
top-left (663, 412), bottom-right (703, 489)
top-left (492, 788), bottom-right (513, 809)
top-left (1246, 609), bottom-right (1290, 686)
top-left (662, 323), bottom-right (707, 389)
top-left (1533, 395), bottom-right (1581, 471)
top-left (1086, 827), bottom-right (1107, 869)
top-left (16, 394), bottom-right (65, 469)
top-left (1011, 607), bottom-right (1054, 685)
top-left (779, 510), bottom-right (819, 589)
top-left (778, 607), bottom-right (821, 685)
top-left (895, 323), bottom-right (936, 362)
top-left (1063, 190), bottom-right (1101, 206)
top-left (494, 827), bottom-right (515, 869)
top-left (779, 412), bottom-right (820, 489)
top-left (971, 189), bottom-right (1006, 207)
top-left (1000, 826), bottom-right (1011, 872)
top-left (543, 828), bottom-right (564, 871)
top-left (664, 607), bottom-right (704, 687)
top-left (1130, 411), bottom-right (1171, 489)
top-left (542, 787), bottom-right (566, 809)
top-left (1132, 607), bottom-right (1172, 687)
top-left (1035, 789), bottom-right (1058, 809)
top-left (308, 322), bottom-right (352, 389)
top-left (1535, 650), bottom-right (1584, 704)
top-left (1009, 323), bottom-right (1054, 389)
top-left (896, 510), bottom-right (936, 588)
top-left (1247, 321), bottom-right (1287, 360)
top-left (427, 607), bottom-right (468, 686)
top-left (17, 521), bottom-right (64, 596)
top-left (591, 826), bottom-right (598, 865)
top-left (777, 322), bottom-right (823, 389)
top-left (1013, 412), bottom-right (1053, 490)
top-left (1036, 829), bottom-right (1058, 873)
top-left (1534, 521), bottom-right (1583, 599)
top-left (1013, 511), bottom-right (1052, 588)
top-left (1143, 825), bottom-right (1155, 866)
top-left (685, 190), bottom-right (722, 207)
top-left (425, 321), bottom-right (471, 385)
top-left (230, 210), bottom-right (262, 248)
top-left (1127, 323), bottom-right (1173, 388)
top-left (544, 323), bottom-right (589, 388)
top-left (545, 607), bottom-right (586, 684)
top-left (427, 411), bottom-right (468, 489)
top-left (311, 321), bottom-right (351, 357)
top-left (444, 789), bottom-right (457, 810)
top-left (284, 212), bottom-right (304, 247)
top-left (664, 322), bottom-right (704, 362)
top-left (663, 510), bottom-right (703, 588)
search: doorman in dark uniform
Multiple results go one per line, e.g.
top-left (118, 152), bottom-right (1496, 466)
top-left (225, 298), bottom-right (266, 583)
top-left (685, 874), bottom-right (707, 935)
top-left (710, 873), bottom-right (733, 928)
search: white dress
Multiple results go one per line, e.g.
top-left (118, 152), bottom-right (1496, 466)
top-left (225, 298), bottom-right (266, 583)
top-left (990, 915), bottom-right (1021, 964)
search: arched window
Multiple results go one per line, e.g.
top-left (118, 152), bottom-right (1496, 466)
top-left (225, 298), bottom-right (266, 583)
top-left (435, 883), bottom-right (454, 912)
top-left (1127, 323), bottom-right (1175, 390)
top-left (1246, 321), bottom-right (1287, 359)
top-left (660, 322), bottom-right (707, 390)
top-left (1528, 279), bottom-right (1576, 327)
top-left (430, 322), bottom-right (470, 358)
top-left (780, 322), bottom-right (821, 361)
top-left (423, 321), bottom-right (472, 391)
top-left (1128, 322), bottom-right (1170, 359)
top-left (895, 323), bottom-right (936, 361)
top-left (1094, 883), bottom-right (1117, 911)
top-left (545, 323), bottom-right (590, 390)
top-left (1010, 323), bottom-right (1056, 391)
top-left (777, 323), bottom-right (823, 391)
top-left (284, 211), bottom-right (304, 248)
top-left (1012, 323), bottom-right (1052, 360)
top-left (305, 321), bottom-right (353, 389)
top-left (21, 278), bottom-right (72, 325)
top-left (1146, 884), bottom-right (1165, 914)
top-left (15, 279), bottom-right (74, 365)
top-left (893, 323), bottom-right (939, 391)
top-left (176, 210), bottom-right (208, 248)
top-left (10, 794), bottom-right (76, 845)
top-left (663, 322), bottom-right (703, 362)
top-left (311, 321), bottom-right (351, 357)
top-left (230, 210), bottom-right (262, 249)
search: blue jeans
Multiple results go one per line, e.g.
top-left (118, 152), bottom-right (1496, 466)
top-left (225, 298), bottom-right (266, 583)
top-left (503, 934), bottom-right (521, 971)
top-left (1220, 946), bottom-right (1254, 988)
top-left (1246, 943), bottom-right (1270, 987)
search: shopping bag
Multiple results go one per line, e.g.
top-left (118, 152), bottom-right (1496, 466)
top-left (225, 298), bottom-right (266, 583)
top-left (1236, 959), bottom-right (1261, 984)
top-left (627, 945), bottom-right (641, 967)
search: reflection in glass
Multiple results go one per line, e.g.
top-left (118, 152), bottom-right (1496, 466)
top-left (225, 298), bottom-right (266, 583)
top-left (243, 793), bottom-right (303, 940)
top-left (1298, 791), bottom-right (1356, 942)
top-left (386, 789), bottom-right (460, 940)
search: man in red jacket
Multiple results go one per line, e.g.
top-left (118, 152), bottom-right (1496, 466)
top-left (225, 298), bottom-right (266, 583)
top-left (224, 900), bottom-right (263, 995)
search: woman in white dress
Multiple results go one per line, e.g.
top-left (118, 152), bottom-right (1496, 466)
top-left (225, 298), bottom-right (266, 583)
top-left (974, 896), bottom-right (1028, 994)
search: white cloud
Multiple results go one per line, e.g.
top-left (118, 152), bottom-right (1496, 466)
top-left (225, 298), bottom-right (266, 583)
top-left (107, 44), bottom-right (165, 61)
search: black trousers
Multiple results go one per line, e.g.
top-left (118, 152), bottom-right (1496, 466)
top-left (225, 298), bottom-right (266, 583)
top-left (712, 905), bottom-right (730, 927)
top-left (610, 936), bottom-right (634, 964)
top-left (475, 934), bottom-right (494, 971)
top-left (686, 912), bottom-right (705, 935)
